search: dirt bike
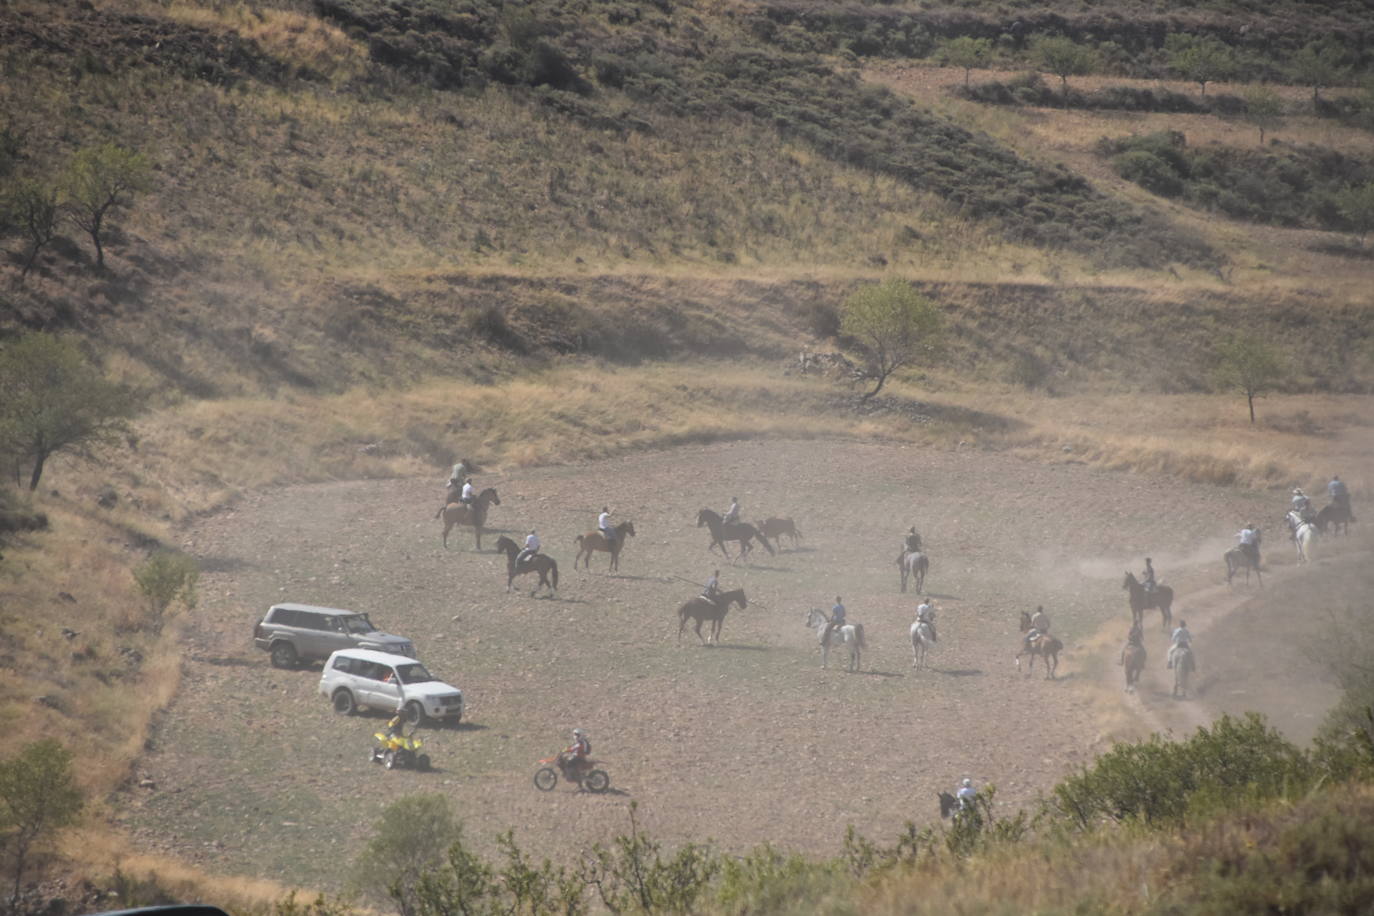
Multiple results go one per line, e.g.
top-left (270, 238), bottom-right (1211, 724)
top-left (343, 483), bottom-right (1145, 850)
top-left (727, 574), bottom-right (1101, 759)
top-left (533, 754), bottom-right (609, 792)
top-left (371, 727), bottom-right (430, 771)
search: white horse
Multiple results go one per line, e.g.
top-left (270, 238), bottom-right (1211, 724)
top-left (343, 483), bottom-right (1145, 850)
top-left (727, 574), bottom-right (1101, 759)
top-left (910, 619), bottom-right (935, 669)
top-left (805, 608), bottom-right (864, 672)
top-left (1284, 511), bottom-right (1317, 564)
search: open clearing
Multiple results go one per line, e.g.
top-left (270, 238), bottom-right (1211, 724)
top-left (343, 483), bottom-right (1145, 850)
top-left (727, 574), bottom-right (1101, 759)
top-left (120, 438), bottom-right (1349, 888)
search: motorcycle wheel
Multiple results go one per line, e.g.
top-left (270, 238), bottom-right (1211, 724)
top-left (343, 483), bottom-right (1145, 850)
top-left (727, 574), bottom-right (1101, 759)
top-left (369, 748), bottom-right (382, 764)
top-left (583, 769), bottom-right (610, 793)
top-left (533, 767), bottom-right (558, 791)
top-left (416, 754), bottom-right (431, 772)
top-left (383, 750), bottom-right (397, 770)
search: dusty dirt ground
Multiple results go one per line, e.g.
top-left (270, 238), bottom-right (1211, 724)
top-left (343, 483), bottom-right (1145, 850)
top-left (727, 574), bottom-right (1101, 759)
top-left (115, 439), bottom-right (1361, 889)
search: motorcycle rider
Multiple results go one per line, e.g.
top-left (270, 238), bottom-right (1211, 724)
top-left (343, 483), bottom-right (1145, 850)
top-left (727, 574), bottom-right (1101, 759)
top-left (558, 728), bottom-right (591, 779)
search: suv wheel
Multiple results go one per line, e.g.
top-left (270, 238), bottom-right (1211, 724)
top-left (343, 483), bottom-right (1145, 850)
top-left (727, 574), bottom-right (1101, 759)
top-left (403, 701), bottom-right (426, 727)
top-left (332, 689), bottom-right (356, 716)
top-left (270, 642), bottom-right (299, 669)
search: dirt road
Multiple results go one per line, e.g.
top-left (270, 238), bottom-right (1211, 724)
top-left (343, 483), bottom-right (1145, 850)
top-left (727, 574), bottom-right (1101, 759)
top-left (120, 439), bottom-right (1351, 888)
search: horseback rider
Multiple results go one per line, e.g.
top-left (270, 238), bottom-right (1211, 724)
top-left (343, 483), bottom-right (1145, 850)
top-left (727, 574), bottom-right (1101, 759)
top-left (723, 497), bottom-right (741, 525)
top-left (558, 728), bottom-right (591, 778)
top-left (1141, 558), bottom-right (1157, 593)
top-left (1236, 523), bottom-right (1260, 564)
top-left (1328, 475), bottom-right (1352, 514)
top-left (956, 777), bottom-right (977, 812)
top-left (459, 477), bottom-right (476, 506)
top-left (701, 569), bottom-right (721, 606)
top-left (1031, 605), bottom-right (1050, 633)
top-left (1167, 620), bottom-right (1193, 670)
top-left (824, 596), bottom-right (846, 645)
top-left (917, 597), bottom-right (937, 642)
top-left (448, 459), bottom-right (473, 489)
top-left (598, 507), bottom-right (615, 545)
top-left (905, 526), bottom-right (922, 554)
top-left (516, 529), bottom-right (540, 569)
top-left (1292, 488), bottom-right (1315, 523)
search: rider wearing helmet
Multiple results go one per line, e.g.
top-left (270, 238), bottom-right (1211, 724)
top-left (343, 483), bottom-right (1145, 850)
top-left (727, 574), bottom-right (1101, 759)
top-left (559, 728), bottom-right (591, 778)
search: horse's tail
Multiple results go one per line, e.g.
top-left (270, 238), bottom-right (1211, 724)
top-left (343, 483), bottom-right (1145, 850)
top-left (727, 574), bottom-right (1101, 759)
top-left (758, 531), bottom-right (775, 555)
top-left (435, 504), bottom-right (446, 520)
top-left (550, 561), bottom-right (559, 590)
top-left (855, 623), bottom-right (867, 648)
top-left (575, 534), bottom-right (585, 548)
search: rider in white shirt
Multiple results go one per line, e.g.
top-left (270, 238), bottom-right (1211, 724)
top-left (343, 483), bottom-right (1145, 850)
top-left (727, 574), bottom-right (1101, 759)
top-left (460, 479), bottom-right (475, 504)
top-left (956, 778), bottom-right (977, 811)
top-left (599, 507), bottom-right (615, 544)
top-left (1292, 488), bottom-right (1314, 521)
top-left (516, 530), bottom-right (540, 567)
top-left (723, 497), bottom-right (741, 525)
top-left (1167, 620), bottom-right (1193, 670)
top-left (1236, 524), bottom-right (1259, 563)
top-left (917, 598), bottom-right (937, 642)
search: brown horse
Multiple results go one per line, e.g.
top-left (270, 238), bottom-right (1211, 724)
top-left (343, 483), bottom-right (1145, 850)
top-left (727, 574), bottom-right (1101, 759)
top-left (1120, 628), bottom-right (1146, 693)
top-left (436, 487), bottom-right (500, 550)
top-left (677, 588), bottom-right (747, 645)
top-left (898, 550), bottom-right (928, 593)
top-left (1123, 572), bottom-right (1173, 631)
top-left (574, 520), bottom-right (636, 571)
top-left (696, 509), bottom-right (774, 562)
top-left (494, 536), bottom-right (558, 596)
top-left (757, 517), bottom-right (803, 551)
top-left (1015, 630), bottom-right (1062, 679)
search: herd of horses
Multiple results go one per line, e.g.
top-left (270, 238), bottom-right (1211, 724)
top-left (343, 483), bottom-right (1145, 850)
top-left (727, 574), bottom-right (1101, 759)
top-left (434, 482), bottom-right (1354, 687)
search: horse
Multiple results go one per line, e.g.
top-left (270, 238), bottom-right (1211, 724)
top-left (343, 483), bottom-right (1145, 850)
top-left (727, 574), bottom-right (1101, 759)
top-left (1225, 534), bottom-right (1262, 588)
top-left (574, 520), bottom-right (636, 571)
top-left (1122, 572), bottom-right (1173, 631)
top-left (677, 588), bottom-right (747, 646)
top-left (696, 509), bottom-right (774, 563)
top-left (805, 607), bottom-right (864, 672)
top-left (1171, 645), bottom-right (1195, 699)
top-left (757, 517), bottom-right (803, 551)
top-left (1120, 631), bottom-right (1146, 693)
top-left (910, 617), bottom-right (935, 669)
top-left (436, 487), bottom-right (500, 550)
top-left (938, 791), bottom-right (959, 820)
top-left (1015, 630), bottom-right (1062, 679)
top-left (1315, 502), bottom-right (1353, 536)
top-left (493, 536), bottom-right (558, 597)
top-left (898, 550), bottom-right (928, 593)
top-left (1285, 510), bottom-right (1317, 564)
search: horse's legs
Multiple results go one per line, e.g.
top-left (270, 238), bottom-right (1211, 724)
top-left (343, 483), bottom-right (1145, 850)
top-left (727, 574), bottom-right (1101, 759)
top-left (695, 618), bottom-right (707, 644)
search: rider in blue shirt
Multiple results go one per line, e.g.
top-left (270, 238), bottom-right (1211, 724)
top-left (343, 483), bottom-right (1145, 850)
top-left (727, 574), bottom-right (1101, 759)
top-left (825, 597), bottom-right (845, 645)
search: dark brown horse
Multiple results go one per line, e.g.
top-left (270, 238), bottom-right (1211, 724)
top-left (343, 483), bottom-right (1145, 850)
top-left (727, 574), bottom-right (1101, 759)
top-left (1123, 572), bottom-right (1173, 631)
top-left (898, 550), bottom-right (928, 593)
top-left (1015, 630), bottom-right (1062, 679)
top-left (494, 536), bottom-right (558, 596)
top-left (575, 520), bottom-right (636, 571)
top-left (1315, 502), bottom-right (1354, 536)
top-left (436, 487), bottom-right (500, 550)
top-left (758, 517), bottom-right (803, 551)
top-left (1120, 627), bottom-right (1146, 693)
top-left (677, 588), bottom-right (747, 645)
top-left (696, 509), bottom-right (774, 562)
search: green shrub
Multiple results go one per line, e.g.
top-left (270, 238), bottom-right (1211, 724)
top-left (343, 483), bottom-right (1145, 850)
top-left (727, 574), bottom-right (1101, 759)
top-left (1113, 149), bottom-right (1185, 197)
top-left (132, 551), bottom-right (199, 633)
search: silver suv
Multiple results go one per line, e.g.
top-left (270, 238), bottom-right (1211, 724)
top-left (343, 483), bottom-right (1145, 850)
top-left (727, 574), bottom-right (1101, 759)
top-left (253, 603), bottom-right (415, 669)
top-left (319, 648), bottom-right (464, 725)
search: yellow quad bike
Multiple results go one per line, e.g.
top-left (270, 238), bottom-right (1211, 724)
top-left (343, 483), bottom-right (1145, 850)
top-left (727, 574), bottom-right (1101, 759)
top-left (371, 726), bottom-right (430, 771)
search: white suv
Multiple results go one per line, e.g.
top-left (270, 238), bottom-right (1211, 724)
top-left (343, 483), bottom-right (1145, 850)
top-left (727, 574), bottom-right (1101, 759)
top-left (319, 649), bottom-right (464, 726)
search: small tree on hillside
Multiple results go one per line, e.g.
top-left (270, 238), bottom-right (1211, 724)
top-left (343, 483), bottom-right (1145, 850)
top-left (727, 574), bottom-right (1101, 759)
top-left (0, 740), bottom-right (84, 910)
top-left (1031, 35), bottom-right (1097, 95)
top-left (1335, 181), bottom-right (1374, 246)
top-left (0, 333), bottom-right (143, 490)
top-left (6, 180), bottom-right (61, 282)
top-left (61, 143), bottom-right (152, 269)
top-left (133, 551), bottom-right (200, 634)
top-left (353, 794), bottom-right (462, 916)
top-left (939, 36), bottom-right (993, 89)
top-left (1165, 34), bottom-right (1238, 96)
top-left (1214, 332), bottom-right (1286, 424)
top-left (1240, 86), bottom-right (1285, 145)
top-left (840, 279), bottom-right (943, 400)
top-left (1288, 41), bottom-right (1349, 102)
